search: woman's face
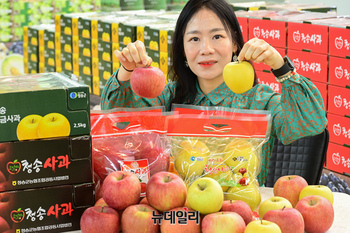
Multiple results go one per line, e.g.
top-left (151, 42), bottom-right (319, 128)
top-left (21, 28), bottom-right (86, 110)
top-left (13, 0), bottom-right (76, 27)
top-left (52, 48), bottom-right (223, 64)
top-left (183, 8), bottom-right (236, 84)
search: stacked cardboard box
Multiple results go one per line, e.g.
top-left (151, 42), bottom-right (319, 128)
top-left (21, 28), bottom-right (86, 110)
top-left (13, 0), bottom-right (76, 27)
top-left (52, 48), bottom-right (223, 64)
top-left (0, 73), bottom-right (94, 232)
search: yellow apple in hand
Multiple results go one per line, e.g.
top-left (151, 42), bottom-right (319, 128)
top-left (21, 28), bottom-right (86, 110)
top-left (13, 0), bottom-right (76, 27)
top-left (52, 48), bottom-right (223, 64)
top-left (37, 113), bottom-right (71, 138)
top-left (225, 179), bottom-right (261, 211)
top-left (258, 196), bottom-right (293, 219)
top-left (187, 177), bottom-right (224, 214)
top-left (223, 139), bottom-right (259, 177)
top-left (204, 156), bottom-right (233, 191)
top-left (299, 185), bottom-right (334, 205)
top-left (245, 220), bottom-right (282, 233)
top-left (16, 114), bottom-right (43, 140)
top-left (174, 140), bottom-right (210, 180)
top-left (223, 61), bottom-right (254, 94)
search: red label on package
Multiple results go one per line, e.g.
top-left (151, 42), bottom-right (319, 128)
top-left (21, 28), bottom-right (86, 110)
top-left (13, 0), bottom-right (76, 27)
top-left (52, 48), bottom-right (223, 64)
top-left (257, 71), bottom-right (281, 93)
top-left (328, 56), bottom-right (350, 87)
top-left (329, 26), bottom-right (350, 58)
top-left (328, 85), bottom-right (350, 116)
top-left (237, 17), bottom-right (248, 42)
top-left (248, 18), bottom-right (286, 48)
top-left (120, 159), bottom-right (150, 196)
top-left (287, 22), bottom-right (328, 54)
top-left (287, 49), bottom-right (328, 83)
top-left (326, 142), bottom-right (350, 175)
top-left (327, 113), bottom-right (350, 146)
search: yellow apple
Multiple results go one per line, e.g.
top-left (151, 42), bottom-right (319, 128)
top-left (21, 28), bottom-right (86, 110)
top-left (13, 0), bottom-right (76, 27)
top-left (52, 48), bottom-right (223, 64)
top-left (16, 114), bottom-right (43, 140)
top-left (258, 196), bottom-right (293, 219)
top-left (299, 185), bottom-right (334, 205)
top-left (174, 141), bottom-right (210, 180)
top-left (223, 61), bottom-right (254, 94)
top-left (245, 220), bottom-right (282, 233)
top-left (187, 177), bottom-right (224, 215)
top-left (225, 179), bottom-right (261, 211)
top-left (178, 139), bottom-right (210, 156)
top-left (223, 139), bottom-right (259, 177)
top-left (204, 156), bottom-right (233, 191)
top-left (37, 113), bottom-right (71, 139)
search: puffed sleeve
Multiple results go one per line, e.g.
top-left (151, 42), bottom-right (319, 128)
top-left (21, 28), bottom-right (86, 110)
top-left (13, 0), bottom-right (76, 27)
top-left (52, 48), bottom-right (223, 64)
top-left (100, 69), bottom-right (175, 110)
top-left (268, 73), bottom-right (327, 144)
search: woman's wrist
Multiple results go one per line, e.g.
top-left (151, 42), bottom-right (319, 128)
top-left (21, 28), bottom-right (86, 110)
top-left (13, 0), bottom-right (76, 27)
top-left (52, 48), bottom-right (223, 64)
top-left (117, 66), bottom-right (133, 82)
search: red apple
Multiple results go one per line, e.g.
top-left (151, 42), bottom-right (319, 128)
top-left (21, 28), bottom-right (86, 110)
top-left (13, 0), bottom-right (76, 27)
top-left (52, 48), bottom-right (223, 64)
top-left (220, 200), bottom-right (252, 225)
top-left (0, 170), bottom-right (8, 192)
top-left (160, 207), bottom-right (201, 233)
top-left (135, 146), bottom-right (170, 176)
top-left (80, 206), bottom-right (119, 233)
top-left (273, 175), bottom-right (308, 207)
top-left (140, 197), bottom-right (149, 205)
top-left (102, 171), bottom-right (141, 210)
top-left (0, 192), bottom-right (14, 225)
top-left (121, 204), bottom-right (159, 233)
top-left (0, 143), bottom-right (12, 173)
top-left (201, 212), bottom-right (246, 233)
top-left (263, 207), bottom-right (304, 233)
top-left (295, 195), bottom-right (334, 233)
top-left (146, 171), bottom-right (187, 212)
top-left (130, 66), bottom-right (166, 98)
top-left (0, 216), bottom-right (10, 232)
top-left (94, 198), bottom-right (108, 207)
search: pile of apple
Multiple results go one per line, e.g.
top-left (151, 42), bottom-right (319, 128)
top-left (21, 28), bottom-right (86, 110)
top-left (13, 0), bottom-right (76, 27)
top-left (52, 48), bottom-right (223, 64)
top-left (81, 171), bottom-right (335, 233)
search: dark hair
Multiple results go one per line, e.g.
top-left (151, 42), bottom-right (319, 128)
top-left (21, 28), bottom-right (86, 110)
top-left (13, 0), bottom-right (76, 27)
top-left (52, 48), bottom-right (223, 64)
top-left (169, 0), bottom-right (258, 105)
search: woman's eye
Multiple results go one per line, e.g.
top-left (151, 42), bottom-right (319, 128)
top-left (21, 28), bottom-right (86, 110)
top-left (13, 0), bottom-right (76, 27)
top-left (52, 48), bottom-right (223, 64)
top-left (213, 35), bottom-right (223, 40)
top-left (189, 37), bottom-right (199, 42)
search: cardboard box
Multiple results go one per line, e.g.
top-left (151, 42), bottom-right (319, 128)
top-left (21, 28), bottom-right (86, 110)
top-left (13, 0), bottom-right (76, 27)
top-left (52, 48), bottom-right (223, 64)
top-left (327, 85), bottom-right (350, 116)
top-left (326, 142), bottom-right (350, 175)
top-left (0, 135), bottom-right (92, 192)
top-left (287, 49), bottom-right (328, 83)
top-left (256, 71), bottom-right (281, 93)
top-left (236, 16), bottom-right (249, 43)
top-left (287, 21), bottom-right (328, 54)
top-left (0, 73), bottom-right (90, 143)
top-left (327, 113), bottom-right (350, 146)
top-left (328, 56), bottom-right (350, 87)
top-left (0, 182), bottom-right (94, 233)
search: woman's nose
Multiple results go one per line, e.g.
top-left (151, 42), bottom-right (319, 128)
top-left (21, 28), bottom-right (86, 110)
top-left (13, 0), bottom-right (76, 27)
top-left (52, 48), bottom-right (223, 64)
top-left (200, 39), bottom-right (215, 55)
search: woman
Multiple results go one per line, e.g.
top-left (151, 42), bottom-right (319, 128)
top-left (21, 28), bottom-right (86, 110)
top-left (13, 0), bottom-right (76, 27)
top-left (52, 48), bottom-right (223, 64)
top-left (100, 0), bottom-right (327, 185)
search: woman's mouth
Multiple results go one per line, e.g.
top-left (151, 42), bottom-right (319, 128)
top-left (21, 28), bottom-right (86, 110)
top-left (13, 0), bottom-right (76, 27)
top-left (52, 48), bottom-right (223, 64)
top-left (199, 61), bottom-right (216, 68)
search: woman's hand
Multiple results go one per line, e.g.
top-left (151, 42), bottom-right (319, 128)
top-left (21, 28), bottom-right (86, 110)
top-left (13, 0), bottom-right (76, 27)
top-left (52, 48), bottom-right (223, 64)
top-left (238, 38), bottom-right (284, 70)
top-left (114, 40), bottom-right (152, 81)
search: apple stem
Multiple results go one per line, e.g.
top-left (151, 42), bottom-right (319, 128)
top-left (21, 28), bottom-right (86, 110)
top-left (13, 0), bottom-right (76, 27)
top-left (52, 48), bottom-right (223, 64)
top-left (197, 183), bottom-right (206, 191)
top-left (282, 206), bottom-right (286, 211)
top-left (260, 219), bottom-right (263, 224)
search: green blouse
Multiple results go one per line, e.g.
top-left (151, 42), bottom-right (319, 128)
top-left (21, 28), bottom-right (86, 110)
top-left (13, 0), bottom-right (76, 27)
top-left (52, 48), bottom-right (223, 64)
top-left (100, 70), bottom-right (328, 185)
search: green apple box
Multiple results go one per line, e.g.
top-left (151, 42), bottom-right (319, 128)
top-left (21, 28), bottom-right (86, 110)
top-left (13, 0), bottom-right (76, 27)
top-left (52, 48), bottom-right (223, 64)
top-left (0, 135), bottom-right (93, 192)
top-left (0, 182), bottom-right (94, 233)
top-left (0, 72), bottom-right (90, 143)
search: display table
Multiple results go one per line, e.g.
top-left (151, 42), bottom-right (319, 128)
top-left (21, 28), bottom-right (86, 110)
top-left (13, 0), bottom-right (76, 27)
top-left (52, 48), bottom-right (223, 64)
top-left (67, 187), bottom-right (350, 232)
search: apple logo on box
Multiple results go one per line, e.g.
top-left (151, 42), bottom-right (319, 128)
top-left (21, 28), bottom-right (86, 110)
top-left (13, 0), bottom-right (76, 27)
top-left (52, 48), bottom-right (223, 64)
top-left (333, 123), bottom-right (341, 136)
top-left (335, 37), bottom-right (343, 50)
top-left (332, 153), bottom-right (340, 165)
top-left (333, 95), bottom-right (342, 108)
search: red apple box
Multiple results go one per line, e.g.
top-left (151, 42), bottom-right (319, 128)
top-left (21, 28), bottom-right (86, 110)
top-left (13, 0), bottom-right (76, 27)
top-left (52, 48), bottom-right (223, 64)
top-left (248, 18), bottom-right (287, 49)
top-left (328, 85), bottom-right (350, 116)
top-left (287, 22), bottom-right (328, 54)
top-left (329, 26), bottom-right (350, 58)
top-left (287, 49), bottom-right (328, 83)
top-left (313, 80), bottom-right (328, 112)
top-left (256, 71), bottom-right (281, 93)
top-left (327, 113), bottom-right (350, 146)
top-left (237, 16), bottom-right (248, 43)
top-left (254, 47), bottom-right (286, 72)
top-left (326, 142), bottom-right (350, 175)
top-left (328, 56), bottom-right (350, 87)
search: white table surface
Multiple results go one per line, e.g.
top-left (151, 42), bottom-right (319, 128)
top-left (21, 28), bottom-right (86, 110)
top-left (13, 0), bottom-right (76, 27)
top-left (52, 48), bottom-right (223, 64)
top-left (67, 187), bottom-right (350, 233)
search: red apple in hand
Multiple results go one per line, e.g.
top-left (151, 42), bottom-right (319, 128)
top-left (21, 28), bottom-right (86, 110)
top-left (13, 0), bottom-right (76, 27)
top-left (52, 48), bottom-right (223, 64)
top-left (263, 207), bottom-right (304, 233)
top-left (121, 204), bottom-right (159, 233)
top-left (80, 206), bottom-right (120, 233)
top-left (146, 171), bottom-right (187, 212)
top-left (130, 66), bottom-right (166, 98)
top-left (273, 175), bottom-right (308, 207)
top-left (102, 171), bottom-right (141, 210)
top-left (295, 195), bottom-right (334, 233)
top-left (220, 200), bottom-right (252, 225)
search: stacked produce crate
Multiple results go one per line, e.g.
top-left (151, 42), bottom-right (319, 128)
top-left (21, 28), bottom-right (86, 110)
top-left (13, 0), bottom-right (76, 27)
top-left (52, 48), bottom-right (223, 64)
top-left (0, 73), bottom-right (94, 232)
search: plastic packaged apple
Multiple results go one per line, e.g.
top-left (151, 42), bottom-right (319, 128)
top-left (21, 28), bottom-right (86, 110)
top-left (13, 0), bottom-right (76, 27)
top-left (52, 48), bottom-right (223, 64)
top-left (168, 105), bottom-right (272, 212)
top-left (223, 61), bottom-right (254, 94)
top-left (90, 107), bottom-right (171, 198)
